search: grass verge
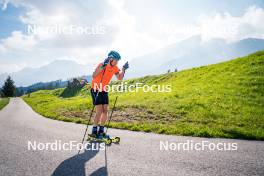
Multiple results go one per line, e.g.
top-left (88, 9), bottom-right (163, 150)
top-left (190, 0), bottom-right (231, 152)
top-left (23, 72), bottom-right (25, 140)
top-left (0, 98), bottom-right (10, 110)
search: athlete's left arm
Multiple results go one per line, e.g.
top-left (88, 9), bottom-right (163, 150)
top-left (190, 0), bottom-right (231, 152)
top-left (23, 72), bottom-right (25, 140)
top-left (115, 71), bottom-right (124, 80)
top-left (115, 62), bottom-right (129, 80)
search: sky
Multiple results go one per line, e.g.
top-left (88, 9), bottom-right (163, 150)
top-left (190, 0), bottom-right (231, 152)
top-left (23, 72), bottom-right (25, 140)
top-left (0, 0), bottom-right (264, 74)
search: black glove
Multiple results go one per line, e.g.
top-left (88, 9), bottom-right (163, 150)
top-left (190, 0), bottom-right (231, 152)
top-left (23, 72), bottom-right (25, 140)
top-left (122, 61), bottom-right (129, 72)
top-left (101, 58), bottom-right (110, 68)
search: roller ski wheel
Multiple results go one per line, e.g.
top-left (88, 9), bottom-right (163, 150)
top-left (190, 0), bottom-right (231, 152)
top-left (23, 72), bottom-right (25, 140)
top-left (104, 138), bottom-right (112, 145)
top-left (87, 134), bottom-right (99, 142)
top-left (111, 137), bottom-right (120, 144)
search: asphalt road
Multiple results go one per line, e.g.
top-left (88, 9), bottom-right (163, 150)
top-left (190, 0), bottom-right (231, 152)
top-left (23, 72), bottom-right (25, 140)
top-left (0, 98), bottom-right (263, 176)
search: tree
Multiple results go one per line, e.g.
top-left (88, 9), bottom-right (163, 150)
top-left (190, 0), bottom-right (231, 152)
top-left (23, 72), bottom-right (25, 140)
top-left (2, 76), bottom-right (16, 97)
top-left (15, 88), bottom-right (24, 97)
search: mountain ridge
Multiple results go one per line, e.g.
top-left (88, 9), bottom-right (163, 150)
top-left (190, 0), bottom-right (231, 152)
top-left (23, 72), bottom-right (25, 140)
top-left (0, 60), bottom-right (91, 87)
top-left (126, 36), bottom-right (264, 78)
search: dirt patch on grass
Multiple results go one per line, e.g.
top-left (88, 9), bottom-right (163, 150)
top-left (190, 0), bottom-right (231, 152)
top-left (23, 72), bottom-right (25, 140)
top-left (58, 107), bottom-right (174, 123)
top-left (112, 107), bottom-right (156, 122)
top-left (59, 109), bottom-right (92, 119)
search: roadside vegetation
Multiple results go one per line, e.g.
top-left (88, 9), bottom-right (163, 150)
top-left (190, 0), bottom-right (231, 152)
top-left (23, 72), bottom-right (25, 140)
top-left (0, 98), bottom-right (10, 110)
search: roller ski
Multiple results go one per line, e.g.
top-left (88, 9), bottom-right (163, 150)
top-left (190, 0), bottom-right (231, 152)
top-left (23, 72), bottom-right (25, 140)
top-left (87, 133), bottom-right (120, 145)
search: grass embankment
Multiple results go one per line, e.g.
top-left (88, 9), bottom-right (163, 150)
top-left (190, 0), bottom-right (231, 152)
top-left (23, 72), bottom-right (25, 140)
top-left (23, 51), bottom-right (264, 140)
top-left (0, 98), bottom-right (10, 110)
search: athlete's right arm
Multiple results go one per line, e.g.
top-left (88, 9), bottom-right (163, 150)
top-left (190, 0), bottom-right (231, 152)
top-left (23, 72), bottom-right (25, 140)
top-left (92, 64), bottom-right (104, 78)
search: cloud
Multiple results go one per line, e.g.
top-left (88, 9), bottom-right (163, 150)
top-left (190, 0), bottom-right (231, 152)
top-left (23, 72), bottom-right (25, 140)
top-left (149, 6), bottom-right (264, 44)
top-left (0, 0), bottom-right (118, 73)
top-left (197, 6), bottom-right (264, 42)
top-left (0, 1), bottom-right (264, 76)
top-left (0, 0), bottom-right (161, 74)
top-left (1, 31), bottom-right (36, 51)
top-left (0, 0), bottom-right (9, 10)
top-left (17, 0), bottom-right (116, 46)
top-left (105, 0), bottom-right (161, 58)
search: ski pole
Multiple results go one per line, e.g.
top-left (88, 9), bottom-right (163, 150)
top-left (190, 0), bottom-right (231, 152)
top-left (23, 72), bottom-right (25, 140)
top-left (78, 104), bottom-right (95, 154)
top-left (78, 67), bottom-right (106, 154)
top-left (105, 96), bottom-right (118, 134)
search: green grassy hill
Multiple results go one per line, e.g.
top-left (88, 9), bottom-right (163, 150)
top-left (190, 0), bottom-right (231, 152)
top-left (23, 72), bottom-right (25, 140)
top-left (23, 51), bottom-right (264, 140)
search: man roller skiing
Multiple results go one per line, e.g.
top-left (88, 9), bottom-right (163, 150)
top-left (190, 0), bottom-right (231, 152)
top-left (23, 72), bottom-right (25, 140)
top-left (89, 50), bottom-right (129, 139)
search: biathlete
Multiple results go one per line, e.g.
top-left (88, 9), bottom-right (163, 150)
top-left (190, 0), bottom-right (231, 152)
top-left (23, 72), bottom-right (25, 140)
top-left (89, 50), bottom-right (129, 139)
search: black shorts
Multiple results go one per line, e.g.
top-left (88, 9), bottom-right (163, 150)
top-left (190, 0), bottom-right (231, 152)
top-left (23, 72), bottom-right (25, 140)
top-left (90, 89), bottom-right (109, 105)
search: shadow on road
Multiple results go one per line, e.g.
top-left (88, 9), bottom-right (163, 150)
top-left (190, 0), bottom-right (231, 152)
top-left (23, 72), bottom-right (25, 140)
top-left (90, 146), bottom-right (108, 176)
top-left (51, 142), bottom-right (109, 176)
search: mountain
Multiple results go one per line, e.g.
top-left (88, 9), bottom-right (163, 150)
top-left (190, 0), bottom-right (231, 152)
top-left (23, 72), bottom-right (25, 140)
top-left (126, 36), bottom-right (264, 78)
top-left (0, 60), bottom-right (91, 87)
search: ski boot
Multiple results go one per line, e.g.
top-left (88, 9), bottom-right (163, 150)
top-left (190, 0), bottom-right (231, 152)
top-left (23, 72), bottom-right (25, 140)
top-left (87, 126), bottom-right (99, 140)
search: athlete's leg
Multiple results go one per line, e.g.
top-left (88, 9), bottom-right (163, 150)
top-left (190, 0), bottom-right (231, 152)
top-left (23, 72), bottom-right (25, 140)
top-left (90, 105), bottom-right (102, 135)
top-left (100, 104), bottom-right (108, 125)
top-left (94, 105), bottom-right (103, 125)
top-left (98, 104), bottom-right (108, 135)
